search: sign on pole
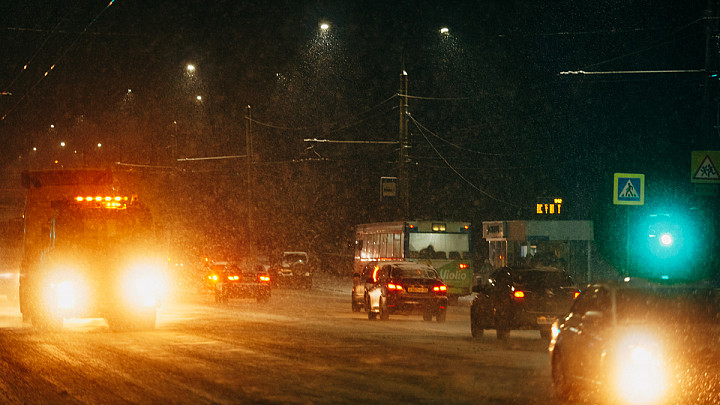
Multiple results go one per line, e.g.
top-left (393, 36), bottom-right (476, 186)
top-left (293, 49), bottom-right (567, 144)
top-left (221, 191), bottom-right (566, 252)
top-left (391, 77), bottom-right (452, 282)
top-left (613, 173), bottom-right (644, 205)
top-left (691, 151), bottom-right (720, 183)
top-left (380, 177), bottom-right (397, 201)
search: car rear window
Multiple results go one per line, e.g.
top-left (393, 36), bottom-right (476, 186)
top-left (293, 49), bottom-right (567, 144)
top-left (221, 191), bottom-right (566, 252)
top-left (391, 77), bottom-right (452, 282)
top-left (391, 267), bottom-right (438, 279)
top-left (513, 270), bottom-right (573, 287)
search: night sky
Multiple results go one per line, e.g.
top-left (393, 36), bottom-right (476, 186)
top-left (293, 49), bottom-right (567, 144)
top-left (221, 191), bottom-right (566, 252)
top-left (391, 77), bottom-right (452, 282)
top-left (0, 1), bottom-right (715, 264)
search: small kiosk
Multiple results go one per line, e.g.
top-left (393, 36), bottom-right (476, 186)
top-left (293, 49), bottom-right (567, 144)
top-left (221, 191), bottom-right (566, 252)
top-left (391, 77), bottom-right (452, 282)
top-left (482, 220), bottom-right (594, 283)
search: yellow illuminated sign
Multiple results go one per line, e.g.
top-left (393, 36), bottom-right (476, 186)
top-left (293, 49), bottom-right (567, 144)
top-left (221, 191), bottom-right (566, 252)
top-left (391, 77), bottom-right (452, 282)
top-left (536, 198), bottom-right (563, 215)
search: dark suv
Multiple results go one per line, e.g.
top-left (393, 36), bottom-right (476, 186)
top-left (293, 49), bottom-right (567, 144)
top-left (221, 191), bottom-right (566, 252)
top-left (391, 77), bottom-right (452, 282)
top-left (363, 261), bottom-right (448, 322)
top-left (470, 266), bottom-right (578, 339)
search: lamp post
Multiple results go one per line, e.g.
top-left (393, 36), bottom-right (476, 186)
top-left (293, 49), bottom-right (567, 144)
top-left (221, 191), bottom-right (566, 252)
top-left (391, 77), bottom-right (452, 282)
top-left (398, 69), bottom-right (410, 220)
top-left (246, 105), bottom-right (253, 259)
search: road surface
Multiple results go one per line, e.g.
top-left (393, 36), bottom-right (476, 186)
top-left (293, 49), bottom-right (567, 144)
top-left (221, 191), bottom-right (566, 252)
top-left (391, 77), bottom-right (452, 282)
top-left (0, 276), bottom-right (556, 404)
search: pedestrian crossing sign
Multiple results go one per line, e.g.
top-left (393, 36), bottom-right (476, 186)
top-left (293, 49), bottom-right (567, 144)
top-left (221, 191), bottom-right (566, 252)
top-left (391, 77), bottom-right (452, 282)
top-left (691, 151), bottom-right (720, 183)
top-left (613, 173), bottom-right (644, 205)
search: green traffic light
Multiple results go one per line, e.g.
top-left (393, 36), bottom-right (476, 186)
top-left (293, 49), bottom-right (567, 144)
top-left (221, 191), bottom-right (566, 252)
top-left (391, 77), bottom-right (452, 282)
top-left (659, 233), bottom-right (673, 247)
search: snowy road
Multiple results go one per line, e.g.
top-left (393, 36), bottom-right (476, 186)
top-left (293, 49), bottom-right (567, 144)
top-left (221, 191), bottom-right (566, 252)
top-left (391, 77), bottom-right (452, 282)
top-left (0, 281), bottom-right (558, 404)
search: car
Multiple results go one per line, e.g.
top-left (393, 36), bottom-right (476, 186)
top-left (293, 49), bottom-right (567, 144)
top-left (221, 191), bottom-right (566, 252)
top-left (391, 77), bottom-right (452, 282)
top-left (270, 251), bottom-right (313, 289)
top-left (470, 266), bottom-right (579, 340)
top-left (549, 278), bottom-right (720, 404)
top-left (351, 261), bottom-right (377, 312)
top-left (214, 263), bottom-right (271, 303)
top-left (204, 262), bottom-right (227, 291)
top-left (362, 261), bottom-right (448, 322)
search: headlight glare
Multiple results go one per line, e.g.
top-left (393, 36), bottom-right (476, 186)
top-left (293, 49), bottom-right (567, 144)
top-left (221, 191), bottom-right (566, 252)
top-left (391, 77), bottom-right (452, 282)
top-left (613, 333), bottom-right (667, 404)
top-left (55, 280), bottom-right (76, 309)
top-left (123, 264), bottom-right (166, 308)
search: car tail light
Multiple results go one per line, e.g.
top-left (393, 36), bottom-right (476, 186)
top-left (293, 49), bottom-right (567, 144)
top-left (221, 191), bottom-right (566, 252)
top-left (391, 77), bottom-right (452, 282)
top-left (459, 263), bottom-right (468, 269)
top-left (574, 291), bottom-right (580, 299)
top-left (259, 275), bottom-right (271, 283)
top-left (433, 284), bottom-right (447, 294)
top-left (387, 283), bottom-right (403, 291)
top-left (513, 290), bottom-right (525, 299)
top-left (228, 275), bottom-right (239, 281)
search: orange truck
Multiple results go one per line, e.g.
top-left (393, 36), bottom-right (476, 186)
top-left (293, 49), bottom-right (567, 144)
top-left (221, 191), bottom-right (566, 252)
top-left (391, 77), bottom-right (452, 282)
top-left (19, 169), bottom-right (165, 331)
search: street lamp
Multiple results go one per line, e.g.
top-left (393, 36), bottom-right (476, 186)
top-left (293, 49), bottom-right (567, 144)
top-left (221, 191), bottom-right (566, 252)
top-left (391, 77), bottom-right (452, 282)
top-left (320, 22), bottom-right (330, 31)
top-left (186, 64), bottom-right (195, 73)
top-left (60, 141), bottom-right (66, 147)
top-left (440, 27), bottom-right (449, 34)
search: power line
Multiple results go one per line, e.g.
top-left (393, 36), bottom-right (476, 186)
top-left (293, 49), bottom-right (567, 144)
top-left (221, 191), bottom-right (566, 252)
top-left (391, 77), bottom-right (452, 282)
top-left (578, 17), bottom-right (704, 72)
top-left (404, 94), bottom-right (470, 101)
top-left (560, 69), bottom-right (704, 75)
top-left (408, 114), bottom-right (522, 208)
top-left (250, 93), bottom-right (397, 132)
top-left (1, 0), bottom-right (118, 122)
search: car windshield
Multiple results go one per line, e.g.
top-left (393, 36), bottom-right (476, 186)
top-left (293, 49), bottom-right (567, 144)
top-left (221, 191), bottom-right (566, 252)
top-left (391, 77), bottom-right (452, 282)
top-left (391, 267), bottom-right (438, 279)
top-left (513, 270), bottom-right (573, 287)
top-left (616, 288), bottom-right (720, 324)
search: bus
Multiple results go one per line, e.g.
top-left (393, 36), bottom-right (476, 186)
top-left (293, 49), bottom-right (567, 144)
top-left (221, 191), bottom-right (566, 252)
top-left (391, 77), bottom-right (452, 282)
top-left (354, 221), bottom-right (473, 298)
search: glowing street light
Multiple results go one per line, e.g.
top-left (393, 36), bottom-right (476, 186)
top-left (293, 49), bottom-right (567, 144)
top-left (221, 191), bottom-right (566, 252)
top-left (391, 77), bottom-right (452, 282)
top-left (320, 22), bottom-right (330, 31)
top-left (196, 95), bottom-right (202, 101)
top-left (60, 141), bottom-right (66, 147)
top-left (186, 64), bottom-right (195, 72)
top-left (440, 27), bottom-right (449, 34)
top-left (97, 143), bottom-right (102, 148)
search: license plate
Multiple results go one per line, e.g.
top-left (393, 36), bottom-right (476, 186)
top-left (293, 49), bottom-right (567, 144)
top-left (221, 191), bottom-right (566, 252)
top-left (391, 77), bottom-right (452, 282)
top-left (536, 316), bottom-right (555, 325)
top-left (407, 287), bottom-right (427, 293)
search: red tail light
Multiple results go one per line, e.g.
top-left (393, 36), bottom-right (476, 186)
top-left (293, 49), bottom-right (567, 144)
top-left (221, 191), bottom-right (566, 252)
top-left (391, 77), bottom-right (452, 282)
top-left (259, 275), bottom-right (271, 283)
top-left (433, 284), bottom-right (447, 294)
top-left (513, 290), bottom-right (525, 299)
top-left (387, 283), bottom-right (403, 291)
top-left (458, 263), bottom-right (468, 269)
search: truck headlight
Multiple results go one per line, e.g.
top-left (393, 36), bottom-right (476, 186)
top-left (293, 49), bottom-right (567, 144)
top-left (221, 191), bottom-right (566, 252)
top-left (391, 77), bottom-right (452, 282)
top-left (613, 333), bottom-right (667, 404)
top-left (123, 266), bottom-right (166, 308)
top-left (55, 280), bottom-right (76, 309)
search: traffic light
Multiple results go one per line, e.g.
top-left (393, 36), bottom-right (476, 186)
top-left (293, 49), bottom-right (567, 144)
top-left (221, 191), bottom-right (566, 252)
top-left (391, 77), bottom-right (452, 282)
top-left (645, 214), bottom-right (683, 260)
top-left (631, 209), bottom-right (700, 281)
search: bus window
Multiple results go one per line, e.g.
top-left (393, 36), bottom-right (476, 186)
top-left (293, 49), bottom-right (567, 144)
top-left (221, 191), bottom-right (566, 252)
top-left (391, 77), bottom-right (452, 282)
top-left (393, 233), bottom-right (402, 258)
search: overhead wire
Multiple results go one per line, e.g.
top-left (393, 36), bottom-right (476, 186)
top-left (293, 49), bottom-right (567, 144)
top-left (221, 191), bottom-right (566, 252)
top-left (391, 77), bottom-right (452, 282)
top-left (579, 17), bottom-right (703, 72)
top-left (1, 1), bottom-right (80, 94)
top-left (407, 113), bottom-right (522, 208)
top-left (249, 93), bottom-right (397, 132)
top-left (1, 0), bottom-right (118, 122)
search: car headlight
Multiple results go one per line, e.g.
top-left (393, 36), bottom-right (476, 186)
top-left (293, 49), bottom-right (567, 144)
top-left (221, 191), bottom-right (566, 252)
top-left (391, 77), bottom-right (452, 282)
top-left (613, 332), bottom-right (667, 404)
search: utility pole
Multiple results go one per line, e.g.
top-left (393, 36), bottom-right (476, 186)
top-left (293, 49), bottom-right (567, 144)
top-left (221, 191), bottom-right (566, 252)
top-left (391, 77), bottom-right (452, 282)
top-left (246, 105), bottom-right (253, 260)
top-left (398, 69), bottom-right (410, 220)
